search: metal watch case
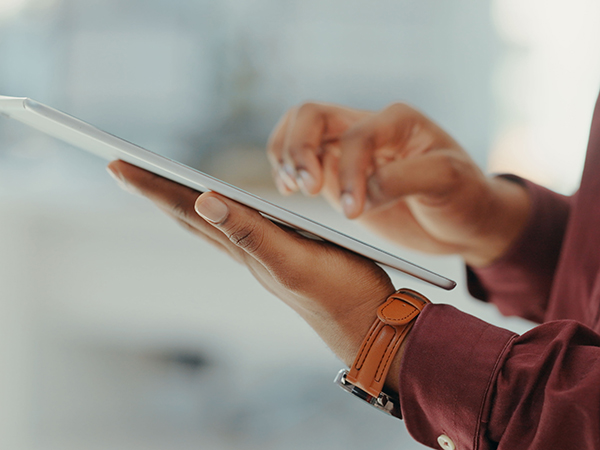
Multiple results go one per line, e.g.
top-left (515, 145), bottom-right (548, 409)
top-left (334, 369), bottom-right (398, 416)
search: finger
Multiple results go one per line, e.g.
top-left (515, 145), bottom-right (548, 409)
top-left (109, 161), bottom-right (265, 263)
top-left (271, 168), bottom-right (294, 196)
top-left (267, 108), bottom-right (299, 192)
top-left (108, 161), bottom-right (316, 276)
top-left (280, 103), bottom-right (330, 195)
top-left (110, 161), bottom-right (199, 217)
top-left (337, 103), bottom-right (417, 218)
top-left (368, 150), bottom-right (473, 205)
top-left (282, 103), bottom-right (372, 196)
top-left (109, 160), bottom-right (244, 259)
top-left (159, 207), bottom-right (244, 262)
top-left (194, 192), bottom-right (310, 273)
top-left (108, 160), bottom-right (225, 241)
top-left (320, 144), bottom-right (343, 210)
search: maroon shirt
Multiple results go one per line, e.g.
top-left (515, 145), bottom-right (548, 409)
top-left (397, 92), bottom-right (600, 450)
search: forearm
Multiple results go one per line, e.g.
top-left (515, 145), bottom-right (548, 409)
top-left (461, 176), bottom-right (531, 268)
top-left (467, 178), bottom-right (571, 322)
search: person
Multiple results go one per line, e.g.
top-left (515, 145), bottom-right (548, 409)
top-left (107, 94), bottom-right (600, 449)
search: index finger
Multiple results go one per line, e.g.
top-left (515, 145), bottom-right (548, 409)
top-left (337, 103), bottom-right (418, 218)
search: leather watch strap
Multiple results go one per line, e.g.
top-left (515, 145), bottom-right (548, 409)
top-left (346, 288), bottom-right (430, 398)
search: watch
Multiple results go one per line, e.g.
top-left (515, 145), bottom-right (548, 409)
top-left (334, 288), bottom-right (430, 415)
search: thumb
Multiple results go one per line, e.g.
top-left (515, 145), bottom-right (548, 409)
top-left (337, 103), bottom-right (418, 219)
top-left (367, 150), bottom-right (471, 206)
top-left (194, 192), bottom-right (289, 263)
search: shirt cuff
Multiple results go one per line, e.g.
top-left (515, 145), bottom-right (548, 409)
top-left (398, 303), bottom-right (516, 450)
top-left (467, 176), bottom-right (570, 323)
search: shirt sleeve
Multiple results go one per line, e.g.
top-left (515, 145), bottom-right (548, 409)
top-left (398, 303), bottom-right (600, 450)
top-left (467, 176), bottom-right (571, 323)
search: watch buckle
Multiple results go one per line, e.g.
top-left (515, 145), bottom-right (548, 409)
top-left (334, 369), bottom-right (397, 416)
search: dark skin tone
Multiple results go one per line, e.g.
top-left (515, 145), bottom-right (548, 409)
top-left (108, 101), bottom-right (530, 395)
top-left (108, 160), bottom-right (401, 391)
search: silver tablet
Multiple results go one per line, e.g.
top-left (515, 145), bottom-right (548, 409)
top-left (0, 95), bottom-right (456, 290)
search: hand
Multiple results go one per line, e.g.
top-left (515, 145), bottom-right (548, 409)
top-left (268, 102), bottom-right (530, 267)
top-left (107, 161), bottom-right (401, 387)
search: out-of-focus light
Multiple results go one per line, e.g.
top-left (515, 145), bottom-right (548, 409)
top-left (0, 0), bottom-right (30, 19)
top-left (490, 0), bottom-right (600, 194)
top-left (488, 126), bottom-right (555, 187)
top-left (492, 0), bottom-right (539, 45)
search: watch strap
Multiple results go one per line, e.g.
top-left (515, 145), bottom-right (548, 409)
top-left (345, 288), bottom-right (430, 398)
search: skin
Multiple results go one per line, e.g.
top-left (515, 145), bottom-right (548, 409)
top-left (267, 102), bottom-right (530, 267)
top-left (108, 160), bottom-right (401, 391)
top-left (108, 101), bottom-right (530, 396)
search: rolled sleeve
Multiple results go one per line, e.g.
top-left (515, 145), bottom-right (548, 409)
top-left (398, 303), bottom-right (516, 450)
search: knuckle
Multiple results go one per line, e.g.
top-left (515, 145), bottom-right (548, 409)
top-left (228, 223), bottom-right (265, 255)
top-left (385, 102), bottom-right (410, 113)
top-left (339, 125), bottom-right (358, 141)
top-left (386, 102), bottom-right (420, 120)
top-left (339, 129), bottom-right (375, 155)
top-left (384, 102), bottom-right (421, 124)
top-left (296, 101), bottom-right (320, 118)
top-left (437, 153), bottom-right (466, 188)
top-left (288, 142), bottom-right (315, 160)
top-left (170, 199), bottom-right (191, 222)
top-left (338, 127), bottom-right (358, 144)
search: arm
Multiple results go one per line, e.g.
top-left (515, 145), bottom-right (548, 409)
top-left (109, 162), bottom-right (598, 450)
top-left (267, 102), bottom-right (530, 268)
top-left (268, 102), bottom-right (579, 322)
top-left (107, 161), bottom-right (403, 390)
top-left (467, 177), bottom-right (572, 323)
top-left (399, 303), bottom-right (600, 450)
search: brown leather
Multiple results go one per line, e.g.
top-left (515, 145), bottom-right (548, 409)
top-left (346, 288), bottom-right (430, 398)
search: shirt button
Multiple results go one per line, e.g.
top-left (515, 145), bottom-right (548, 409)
top-left (437, 434), bottom-right (456, 450)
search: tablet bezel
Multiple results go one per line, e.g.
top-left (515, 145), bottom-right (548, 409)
top-left (0, 95), bottom-right (456, 290)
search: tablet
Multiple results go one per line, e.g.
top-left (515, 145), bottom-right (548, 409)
top-left (0, 95), bottom-right (456, 290)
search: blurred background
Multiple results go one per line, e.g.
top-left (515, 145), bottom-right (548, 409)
top-left (0, 0), bottom-right (599, 449)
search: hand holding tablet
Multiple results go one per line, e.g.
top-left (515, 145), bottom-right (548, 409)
top-left (0, 95), bottom-right (456, 289)
top-left (2, 94), bottom-right (536, 416)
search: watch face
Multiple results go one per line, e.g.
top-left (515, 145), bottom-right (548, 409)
top-left (334, 369), bottom-right (397, 416)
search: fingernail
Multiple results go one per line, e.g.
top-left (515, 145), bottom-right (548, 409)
top-left (195, 196), bottom-right (229, 224)
top-left (278, 166), bottom-right (297, 190)
top-left (106, 166), bottom-right (139, 195)
top-left (341, 193), bottom-right (356, 217)
top-left (106, 166), bottom-right (122, 182)
top-left (274, 175), bottom-right (291, 195)
top-left (284, 163), bottom-right (296, 178)
top-left (297, 170), bottom-right (316, 195)
top-left (284, 164), bottom-right (298, 184)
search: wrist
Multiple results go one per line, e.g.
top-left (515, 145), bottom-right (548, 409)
top-left (334, 289), bottom-right (430, 416)
top-left (345, 289), bottom-right (429, 393)
top-left (462, 176), bottom-right (530, 268)
top-left (330, 286), bottom-right (396, 368)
